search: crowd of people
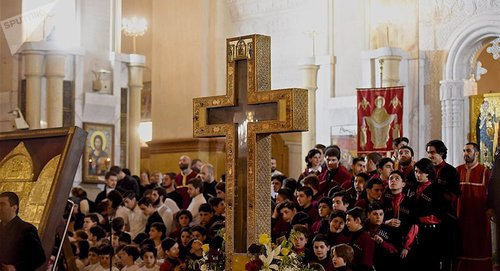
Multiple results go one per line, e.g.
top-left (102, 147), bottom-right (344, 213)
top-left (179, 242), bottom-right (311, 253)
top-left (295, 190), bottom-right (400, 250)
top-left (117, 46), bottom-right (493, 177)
top-left (269, 138), bottom-right (494, 271)
top-left (66, 156), bottom-right (225, 271)
top-left (10, 137), bottom-right (491, 271)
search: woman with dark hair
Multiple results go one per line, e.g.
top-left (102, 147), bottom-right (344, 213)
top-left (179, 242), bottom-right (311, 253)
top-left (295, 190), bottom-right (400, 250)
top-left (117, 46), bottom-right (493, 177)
top-left (409, 158), bottom-right (448, 271)
top-left (298, 148), bottom-right (326, 182)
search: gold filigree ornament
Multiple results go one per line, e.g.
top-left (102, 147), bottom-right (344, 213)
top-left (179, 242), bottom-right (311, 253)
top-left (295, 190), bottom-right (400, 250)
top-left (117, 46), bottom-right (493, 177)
top-left (21, 154), bottom-right (61, 232)
top-left (0, 142), bottom-right (34, 182)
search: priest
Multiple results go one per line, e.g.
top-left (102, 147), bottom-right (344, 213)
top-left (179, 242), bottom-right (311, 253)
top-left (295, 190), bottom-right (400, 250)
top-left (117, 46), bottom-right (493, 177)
top-left (456, 142), bottom-right (492, 271)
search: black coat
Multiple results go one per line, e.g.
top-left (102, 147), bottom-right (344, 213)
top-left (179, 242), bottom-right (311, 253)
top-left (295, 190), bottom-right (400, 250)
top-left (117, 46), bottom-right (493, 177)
top-left (0, 216), bottom-right (46, 271)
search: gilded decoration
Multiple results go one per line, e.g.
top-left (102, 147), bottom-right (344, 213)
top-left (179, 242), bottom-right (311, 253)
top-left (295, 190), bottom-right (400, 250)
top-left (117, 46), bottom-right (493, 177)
top-left (470, 93), bottom-right (500, 168)
top-left (0, 142), bottom-right (34, 182)
top-left (192, 34), bottom-right (308, 270)
top-left (24, 155), bottom-right (61, 233)
top-left (0, 145), bottom-right (61, 233)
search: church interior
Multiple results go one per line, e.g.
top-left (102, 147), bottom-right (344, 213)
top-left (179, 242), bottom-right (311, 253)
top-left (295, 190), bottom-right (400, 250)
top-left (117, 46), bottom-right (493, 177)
top-left (1, 0), bottom-right (500, 270)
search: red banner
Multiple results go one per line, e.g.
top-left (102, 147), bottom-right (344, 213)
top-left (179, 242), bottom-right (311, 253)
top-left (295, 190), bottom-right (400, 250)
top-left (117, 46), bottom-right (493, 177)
top-left (357, 87), bottom-right (404, 155)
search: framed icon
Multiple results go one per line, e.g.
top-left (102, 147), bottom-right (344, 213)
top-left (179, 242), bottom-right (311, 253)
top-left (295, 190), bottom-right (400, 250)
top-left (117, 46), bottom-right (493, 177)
top-left (82, 123), bottom-right (114, 183)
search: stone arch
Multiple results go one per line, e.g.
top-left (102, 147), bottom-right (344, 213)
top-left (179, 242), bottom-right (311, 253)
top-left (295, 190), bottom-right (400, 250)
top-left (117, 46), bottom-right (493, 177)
top-left (440, 12), bottom-right (500, 165)
top-left (444, 12), bottom-right (500, 81)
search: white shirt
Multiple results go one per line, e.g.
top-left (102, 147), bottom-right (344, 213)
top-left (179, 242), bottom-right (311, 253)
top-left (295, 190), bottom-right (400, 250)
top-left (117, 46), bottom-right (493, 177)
top-left (163, 198), bottom-right (180, 214)
top-left (116, 205), bottom-right (147, 239)
top-left (187, 193), bottom-right (207, 225)
top-left (157, 204), bottom-right (174, 235)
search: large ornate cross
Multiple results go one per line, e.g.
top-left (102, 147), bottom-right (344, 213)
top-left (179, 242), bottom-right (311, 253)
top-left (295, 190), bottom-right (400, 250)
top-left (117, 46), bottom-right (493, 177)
top-left (193, 34), bottom-right (308, 269)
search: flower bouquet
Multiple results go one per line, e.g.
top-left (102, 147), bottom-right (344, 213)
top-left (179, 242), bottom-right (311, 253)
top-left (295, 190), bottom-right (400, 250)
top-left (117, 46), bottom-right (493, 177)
top-left (245, 233), bottom-right (312, 271)
top-left (197, 229), bottom-right (226, 271)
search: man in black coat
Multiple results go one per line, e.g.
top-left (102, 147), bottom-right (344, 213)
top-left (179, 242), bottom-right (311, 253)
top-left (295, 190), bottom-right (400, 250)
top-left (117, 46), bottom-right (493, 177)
top-left (110, 165), bottom-right (140, 197)
top-left (0, 191), bottom-right (46, 271)
top-left (426, 140), bottom-right (461, 271)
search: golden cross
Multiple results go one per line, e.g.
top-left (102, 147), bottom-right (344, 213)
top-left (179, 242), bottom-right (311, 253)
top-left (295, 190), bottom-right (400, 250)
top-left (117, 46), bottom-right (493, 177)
top-left (193, 34), bottom-right (308, 270)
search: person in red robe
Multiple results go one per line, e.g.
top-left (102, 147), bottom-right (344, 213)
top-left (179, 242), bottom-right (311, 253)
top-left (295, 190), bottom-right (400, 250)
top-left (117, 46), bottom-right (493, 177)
top-left (175, 155), bottom-right (198, 209)
top-left (456, 142), bottom-right (492, 271)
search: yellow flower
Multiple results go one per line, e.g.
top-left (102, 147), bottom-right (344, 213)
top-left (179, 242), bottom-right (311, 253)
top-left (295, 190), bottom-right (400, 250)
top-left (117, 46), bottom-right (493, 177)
top-left (259, 233), bottom-right (271, 245)
top-left (202, 244), bottom-right (210, 253)
top-left (281, 247), bottom-right (290, 256)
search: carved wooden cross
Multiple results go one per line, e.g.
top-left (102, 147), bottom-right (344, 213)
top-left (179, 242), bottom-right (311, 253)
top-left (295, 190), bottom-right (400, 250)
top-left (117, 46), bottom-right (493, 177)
top-left (193, 34), bottom-right (308, 269)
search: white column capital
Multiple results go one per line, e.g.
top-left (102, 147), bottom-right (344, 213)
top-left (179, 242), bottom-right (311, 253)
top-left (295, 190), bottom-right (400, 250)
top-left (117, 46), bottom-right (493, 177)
top-left (439, 80), bottom-right (464, 101)
top-left (298, 57), bottom-right (319, 92)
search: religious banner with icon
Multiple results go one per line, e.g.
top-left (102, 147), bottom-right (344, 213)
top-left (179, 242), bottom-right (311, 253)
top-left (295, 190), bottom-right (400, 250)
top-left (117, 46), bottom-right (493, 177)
top-left (357, 86), bottom-right (404, 155)
top-left (470, 93), bottom-right (500, 169)
top-left (83, 123), bottom-right (114, 183)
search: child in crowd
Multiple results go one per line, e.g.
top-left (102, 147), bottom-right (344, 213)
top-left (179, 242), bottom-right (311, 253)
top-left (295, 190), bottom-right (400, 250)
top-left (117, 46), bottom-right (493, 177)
top-left (312, 197), bottom-right (333, 234)
top-left (83, 213), bottom-right (99, 234)
top-left (149, 222), bottom-right (167, 260)
top-left (118, 245), bottom-right (141, 271)
top-left (190, 225), bottom-right (208, 244)
top-left (331, 244), bottom-right (354, 271)
top-left (332, 191), bottom-right (350, 212)
top-left (198, 203), bottom-right (215, 229)
top-left (310, 234), bottom-right (334, 271)
top-left (338, 207), bottom-right (374, 271)
top-left (187, 239), bottom-right (204, 261)
top-left (328, 210), bottom-right (347, 246)
top-left (83, 246), bottom-right (101, 271)
top-left (89, 226), bottom-right (107, 247)
top-left (178, 228), bottom-right (192, 260)
top-left (291, 225), bottom-right (310, 263)
top-left (98, 245), bottom-right (119, 271)
top-left (169, 210), bottom-right (193, 240)
top-left (139, 246), bottom-right (160, 271)
top-left (365, 203), bottom-right (399, 271)
top-left (160, 238), bottom-right (185, 271)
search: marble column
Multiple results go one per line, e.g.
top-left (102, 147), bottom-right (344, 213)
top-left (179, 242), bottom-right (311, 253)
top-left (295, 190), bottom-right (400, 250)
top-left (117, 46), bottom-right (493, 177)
top-left (23, 50), bottom-right (44, 129)
top-left (298, 57), bottom-right (319, 158)
top-left (45, 51), bottom-right (67, 128)
top-left (439, 80), bottom-right (464, 166)
top-left (127, 63), bottom-right (144, 175)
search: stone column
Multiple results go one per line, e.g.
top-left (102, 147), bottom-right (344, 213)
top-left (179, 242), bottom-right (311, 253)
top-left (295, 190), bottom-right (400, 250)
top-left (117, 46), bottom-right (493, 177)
top-left (127, 63), bottom-right (144, 175)
top-left (298, 57), bottom-right (319, 158)
top-left (440, 80), bottom-right (464, 166)
top-left (23, 50), bottom-right (44, 129)
top-left (378, 54), bottom-right (402, 87)
top-left (45, 52), bottom-right (67, 128)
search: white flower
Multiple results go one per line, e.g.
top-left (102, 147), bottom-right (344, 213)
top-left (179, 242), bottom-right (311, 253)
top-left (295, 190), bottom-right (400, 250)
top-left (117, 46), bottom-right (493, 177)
top-left (200, 264), bottom-right (208, 271)
top-left (259, 245), bottom-right (280, 271)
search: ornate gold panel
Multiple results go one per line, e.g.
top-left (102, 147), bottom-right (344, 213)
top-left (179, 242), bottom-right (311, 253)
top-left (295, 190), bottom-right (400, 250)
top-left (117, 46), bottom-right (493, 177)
top-left (0, 142), bottom-right (34, 182)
